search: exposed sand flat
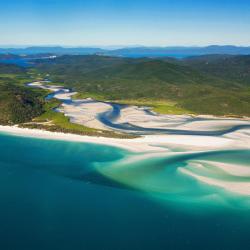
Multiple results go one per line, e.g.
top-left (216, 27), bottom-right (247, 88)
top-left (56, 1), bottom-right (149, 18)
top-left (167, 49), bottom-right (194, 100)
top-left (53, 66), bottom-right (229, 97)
top-left (176, 119), bottom-right (250, 131)
top-left (116, 106), bottom-right (191, 129)
top-left (139, 134), bottom-right (240, 150)
top-left (226, 128), bottom-right (250, 139)
top-left (57, 100), bottom-right (113, 130)
top-left (53, 91), bottom-right (77, 100)
top-left (116, 106), bottom-right (250, 131)
top-left (1, 123), bottom-right (249, 153)
top-left (192, 160), bottom-right (250, 176)
top-left (181, 167), bottom-right (250, 196)
top-left (27, 82), bottom-right (66, 93)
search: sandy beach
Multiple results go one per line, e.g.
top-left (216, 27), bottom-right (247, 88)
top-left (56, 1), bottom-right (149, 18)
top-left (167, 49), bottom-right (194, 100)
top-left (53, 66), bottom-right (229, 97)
top-left (1, 122), bottom-right (249, 152)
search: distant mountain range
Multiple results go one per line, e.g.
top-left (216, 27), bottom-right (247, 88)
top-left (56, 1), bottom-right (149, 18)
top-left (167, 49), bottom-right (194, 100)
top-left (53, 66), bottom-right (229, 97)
top-left (0, 45), bottom-right (250, 57)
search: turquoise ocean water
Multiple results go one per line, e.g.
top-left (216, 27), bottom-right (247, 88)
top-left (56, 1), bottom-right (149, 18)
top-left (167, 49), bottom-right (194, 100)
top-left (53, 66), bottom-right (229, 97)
top-left (1, 132), bottom-right (250, 250)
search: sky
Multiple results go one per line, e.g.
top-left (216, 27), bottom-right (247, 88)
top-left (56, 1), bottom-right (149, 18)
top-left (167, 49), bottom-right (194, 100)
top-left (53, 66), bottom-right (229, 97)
top-left (0, 0), bottom-right (249, 47)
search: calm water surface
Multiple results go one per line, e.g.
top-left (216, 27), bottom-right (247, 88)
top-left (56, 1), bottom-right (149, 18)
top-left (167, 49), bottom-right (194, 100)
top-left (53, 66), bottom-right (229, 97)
top-left (1, 132), bottom-right (250, 250)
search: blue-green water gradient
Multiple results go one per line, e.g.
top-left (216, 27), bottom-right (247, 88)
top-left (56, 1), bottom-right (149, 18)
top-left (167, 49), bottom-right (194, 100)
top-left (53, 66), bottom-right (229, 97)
top-left (0, 132), bottom-right (250, 250)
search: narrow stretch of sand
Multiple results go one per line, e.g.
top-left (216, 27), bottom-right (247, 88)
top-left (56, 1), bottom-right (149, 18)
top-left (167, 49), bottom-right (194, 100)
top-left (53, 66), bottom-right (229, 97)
top-left (180, 167), bottom-right (250, 196)
top-left (0, 125), bottom-right (154, 152)
top-left (1, 123), bottom-right (249, 153)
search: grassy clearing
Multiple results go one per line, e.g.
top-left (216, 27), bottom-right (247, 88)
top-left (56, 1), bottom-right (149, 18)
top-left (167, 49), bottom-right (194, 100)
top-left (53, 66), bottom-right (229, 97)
top-left (72, 92), bottom-right (107, 101)
top-left (113, 99), bottom-right (193, 115)
top-left (73, 92), bottom-right (193, 115)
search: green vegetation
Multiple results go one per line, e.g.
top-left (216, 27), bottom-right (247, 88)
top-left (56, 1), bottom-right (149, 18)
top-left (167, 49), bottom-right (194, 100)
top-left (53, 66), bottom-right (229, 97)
top-left (35, 55), bottom-right (250, 116)
top-left (0, 83), bottom-right (45, 124)
top-left (0, 63), bottom-right (25, 74)
top-left (0, 63), bottom-right (135, 137)
top-left (0, 63), bottom-right (47, 124)
top-left (184, 55), bottom-right (250, 86)
top-left (22, 98), bottom-right (136, 139)
top-left (111, 99), bottom-right (192, 115)
top-left (33, 98), bottom-right (96, 133)
top-left (74, 93), bottom-right (192, 114)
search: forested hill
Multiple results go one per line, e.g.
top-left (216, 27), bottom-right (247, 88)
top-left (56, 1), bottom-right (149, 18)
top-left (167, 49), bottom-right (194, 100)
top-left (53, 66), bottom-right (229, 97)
top-left (183, 55), bottom-right (250, 86)
top-left (0, 63), bottom-right (25, 74)
top-left (34, 55), bottom-right (250, 116)
top-left (0, 63), bottom-right (45, 124)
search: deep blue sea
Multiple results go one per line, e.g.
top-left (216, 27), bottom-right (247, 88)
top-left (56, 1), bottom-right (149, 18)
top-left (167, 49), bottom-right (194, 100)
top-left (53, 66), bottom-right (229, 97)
top-left (1, 132), bottom-right (250, 250)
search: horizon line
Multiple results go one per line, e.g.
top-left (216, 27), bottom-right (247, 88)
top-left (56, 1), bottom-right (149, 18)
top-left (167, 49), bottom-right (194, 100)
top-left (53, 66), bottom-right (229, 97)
top-left (0, 44), bottom-right (250, 49)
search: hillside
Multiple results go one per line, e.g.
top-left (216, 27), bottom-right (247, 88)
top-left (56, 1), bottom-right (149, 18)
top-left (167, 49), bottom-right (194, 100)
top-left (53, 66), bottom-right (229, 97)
top-left (184, 55), bottom-right (250, 86)
top-left (0, 64), bottom-right (45, 124)
top-left (35, 55), bottom-right (250, 116)
top-left (0, 63), bottom-right (25, 74)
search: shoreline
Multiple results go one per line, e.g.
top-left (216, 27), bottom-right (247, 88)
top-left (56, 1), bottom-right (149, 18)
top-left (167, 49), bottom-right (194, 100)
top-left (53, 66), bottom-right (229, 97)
top-left (1, 124), bottom-right (250, 197)
top-left (0, 125), bottom-right (161, 153)
top-left (1, 124), bottom-right (249, 153)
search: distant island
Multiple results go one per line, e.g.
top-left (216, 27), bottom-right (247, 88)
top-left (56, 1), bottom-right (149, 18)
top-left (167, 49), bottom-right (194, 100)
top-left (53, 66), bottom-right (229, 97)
top-left (0, 45), bottom-right (250, 57)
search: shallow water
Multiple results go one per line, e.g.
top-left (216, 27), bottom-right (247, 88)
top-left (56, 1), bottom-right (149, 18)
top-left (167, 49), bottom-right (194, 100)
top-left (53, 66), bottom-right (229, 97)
top-left (1, 132), bottom-right (250, 250)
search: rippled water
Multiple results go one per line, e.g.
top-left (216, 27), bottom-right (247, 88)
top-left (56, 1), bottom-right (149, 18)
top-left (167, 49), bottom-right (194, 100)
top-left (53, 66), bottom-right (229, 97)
top-left (1, 132), bottom-right (250, 250)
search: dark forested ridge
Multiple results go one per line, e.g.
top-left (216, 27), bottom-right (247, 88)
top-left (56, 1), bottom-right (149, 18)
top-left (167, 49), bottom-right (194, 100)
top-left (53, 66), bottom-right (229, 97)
top-left (0, 84), bottom-right (45, 124)
top-left (0, 63), bottom-right (25, 74)
top-left (0, 63), bottom-right (45, 124)
top-left (184, 54), bottom-right (250, 86)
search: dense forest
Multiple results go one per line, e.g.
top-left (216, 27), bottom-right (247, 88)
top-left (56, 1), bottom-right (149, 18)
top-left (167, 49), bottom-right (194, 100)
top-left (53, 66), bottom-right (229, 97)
top-left (0, 64), bottom-right (45, 124)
